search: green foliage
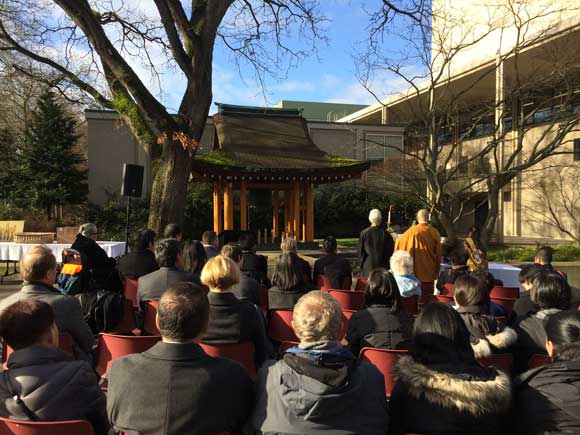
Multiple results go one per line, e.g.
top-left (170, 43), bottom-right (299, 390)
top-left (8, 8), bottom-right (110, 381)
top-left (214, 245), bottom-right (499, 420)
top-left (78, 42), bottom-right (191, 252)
top-left (84, 182), bottom-right (213, 242)
top-left (0, 203), bottom-right (24, 220)
top-left (18, 90), bottom-right (87, 217)
top-left (112, 94), bottom-right (158, 154)
top-left (488, 244), bottom-right (580, 262)
top-left (314, 182), bottom-right (421, 238)
top-left (197, 150), bottom-right (237, 166)
top-left (0, 128), bottom-right (20, 203)
top-left (85, 195), bottom-right (150, 242)
top-left (183, 181), bottom-right (213, 239)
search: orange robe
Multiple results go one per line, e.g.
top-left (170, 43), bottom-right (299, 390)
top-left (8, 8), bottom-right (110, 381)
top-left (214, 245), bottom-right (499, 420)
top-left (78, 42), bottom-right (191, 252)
top-left (395, 223), bottom-right (441, 282)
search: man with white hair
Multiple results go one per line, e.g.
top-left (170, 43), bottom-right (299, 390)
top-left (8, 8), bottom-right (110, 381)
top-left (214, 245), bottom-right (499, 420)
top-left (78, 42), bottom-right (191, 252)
top-left (395, 209), bottom-right (441, 305)
top-left (390, 250), bottom-right (422, 298)
top-left (252, 291), bottom-right (388, 434)
top-left (357, 208), bottom-right (395, 277)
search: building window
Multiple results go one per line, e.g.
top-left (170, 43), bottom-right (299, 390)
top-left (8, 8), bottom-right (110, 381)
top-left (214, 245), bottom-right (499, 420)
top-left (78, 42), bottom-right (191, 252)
top-left (365, 134), bottom-right (402, 161)
top-left (458, 156), bottom-right (469, 175)
top-left (503, 190), bottom-right (512, 202)
top-left (574, 139), bottom-right (580, 161)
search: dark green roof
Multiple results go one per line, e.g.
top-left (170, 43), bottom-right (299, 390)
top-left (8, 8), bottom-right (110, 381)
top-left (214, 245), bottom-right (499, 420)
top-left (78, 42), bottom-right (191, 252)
top-left (192, 109), bottom-right (369, 182)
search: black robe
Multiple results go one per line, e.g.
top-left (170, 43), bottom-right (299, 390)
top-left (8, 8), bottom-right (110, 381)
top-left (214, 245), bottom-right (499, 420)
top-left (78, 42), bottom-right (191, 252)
top-left (357, 223), bottom-right (394, 277)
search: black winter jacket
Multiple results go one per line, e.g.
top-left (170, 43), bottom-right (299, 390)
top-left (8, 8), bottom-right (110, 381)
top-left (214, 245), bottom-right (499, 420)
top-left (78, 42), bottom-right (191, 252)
top-left (267, 283), bottom-right (316, 311)
top-left (71, 234), bottom-right (121, 291)
top-left (117, 249), bottom-right (158, 280)
top-left (346, 305), bottom-right (413, 356)
top-left (0, 345), bottom-right (108, 435)
top-left (202, 291), bottom-right (272, 367)
top-left (357, 223), bottom-right (395, 277)
top-left (514, 358), bottom-right (580, 435)
top-left (313, 253), bottom-right (352, 289)
top-left (389, 356), bottom-right (511, 435)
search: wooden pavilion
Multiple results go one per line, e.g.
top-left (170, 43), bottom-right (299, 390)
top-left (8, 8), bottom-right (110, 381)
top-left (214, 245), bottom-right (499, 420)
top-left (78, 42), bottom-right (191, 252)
top-left (191, 104), bottom-right (370, 242)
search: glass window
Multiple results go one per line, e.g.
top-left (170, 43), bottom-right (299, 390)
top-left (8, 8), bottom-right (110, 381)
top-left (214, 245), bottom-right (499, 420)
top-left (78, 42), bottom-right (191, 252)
top-left (365, 134), bottom-right (403, 161)
top-left (574, 139), bottom-right (580, 162)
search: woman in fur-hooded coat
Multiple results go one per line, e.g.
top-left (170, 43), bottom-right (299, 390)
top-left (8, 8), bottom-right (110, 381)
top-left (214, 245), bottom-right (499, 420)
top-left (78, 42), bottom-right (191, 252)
top-left (388, 303), bottom-right (512, 435)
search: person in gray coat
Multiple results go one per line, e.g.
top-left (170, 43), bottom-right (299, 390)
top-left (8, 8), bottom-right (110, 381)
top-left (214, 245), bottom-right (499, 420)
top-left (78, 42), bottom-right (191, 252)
top-left (0, 246), bottom-right (94, 360)
top-left (137, 238), bottom-right (200, 306)
top-left (107, 282), bottom-right (253, 435)
top-left (0, 299), bottom-right (108, 434)
top-left (252, 291), bottom-right (388, 435)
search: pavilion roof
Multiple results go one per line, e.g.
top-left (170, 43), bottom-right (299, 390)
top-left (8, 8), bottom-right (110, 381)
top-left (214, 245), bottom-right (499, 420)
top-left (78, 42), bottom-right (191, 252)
top-left (192, 104), bottom-right (369, 183)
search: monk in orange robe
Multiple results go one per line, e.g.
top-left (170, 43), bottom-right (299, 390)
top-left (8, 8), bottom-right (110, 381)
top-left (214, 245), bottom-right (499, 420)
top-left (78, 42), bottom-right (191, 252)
top-left (395, 209), bottom-right (441, 305)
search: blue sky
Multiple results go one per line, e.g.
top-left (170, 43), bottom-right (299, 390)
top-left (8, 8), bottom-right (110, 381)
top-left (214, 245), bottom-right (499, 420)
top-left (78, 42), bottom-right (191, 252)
top-left (158, 0), bottom-right (392, 114)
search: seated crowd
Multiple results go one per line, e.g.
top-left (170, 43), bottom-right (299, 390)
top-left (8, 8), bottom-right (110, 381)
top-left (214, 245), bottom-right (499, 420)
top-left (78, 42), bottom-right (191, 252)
top-left (0, 218), bottom-right (579, 435)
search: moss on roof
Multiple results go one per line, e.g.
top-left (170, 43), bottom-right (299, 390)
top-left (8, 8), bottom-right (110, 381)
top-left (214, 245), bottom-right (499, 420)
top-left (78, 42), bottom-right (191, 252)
top-left (197, 150), bottom-right (238, 167)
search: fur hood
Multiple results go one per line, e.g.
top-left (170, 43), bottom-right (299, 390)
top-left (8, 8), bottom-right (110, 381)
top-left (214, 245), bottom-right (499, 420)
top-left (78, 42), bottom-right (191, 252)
top-left (393, 356), bottom-right (511, 416)
top-left (471, 327), bottom-right (518, 358)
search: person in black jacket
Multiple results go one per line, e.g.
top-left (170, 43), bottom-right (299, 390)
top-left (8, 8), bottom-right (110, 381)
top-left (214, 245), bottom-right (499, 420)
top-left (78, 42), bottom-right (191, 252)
top-left (239, 233), bottom-right (270, 287)
top-left (346, 268), bottom-right (412, 356)
top-left (117, 229), bottom-right (158, 280)
top-left (107, 282), bottom-right (253, 435)
top-left (71, 223), bottom-right (121, 291)
top-left (436, 250), bottom-right (470, 292)
top-left (221, 243), bottom-right (260, 306)
top-left (313, 236), bottom-right (352, 289)
top-left (358, 209), bottom-right (395, 277)
top-left (453, 275), bottom-right (517, 358)
top-left (512, 271), bottom-right (570, 373)
top-left (389, 303), bottom-right (511, 435)
top-left (181, 240), bottom-right (207, 277)
top-left (137, 239), bottom-right (200, 306)
top-left (0, 299), bottom-right (108, 434)
top-left (513, 263), bottom-right (543, 318)
top-left (268, 252), bottom-right (317, 310)
top-left (513, 310), bottom-right (580, 435)
top-left (201, 256), bottom-right (272, 367)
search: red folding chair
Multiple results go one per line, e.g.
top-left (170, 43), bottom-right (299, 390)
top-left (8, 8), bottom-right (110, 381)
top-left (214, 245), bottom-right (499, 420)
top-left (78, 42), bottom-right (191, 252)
top-left (124, 278), bottom-right (139, 307)
top-left (317, 275), bottom-right (351, 291)
top-left (478, 353), bottom-right (513, 377)
top-left (490, 286), bottom-right (520, 299)
top-left (354, 277), bottom-right (368, 292)
top-left (359, 347), bottom-right (409, 397)
top-left (490, 297), bottom-right (516, 316)
top-left (199, 342), bottom-right (257, 379)
top-left (430, 294), bottom-right (454, 304)
top-left (3, 334), bottom-right (74, 369)
top-left (268, 310), bottom-right (298, 342)
top-left (441, 283), bottom-right (454, 296)
top-left (401, 295), bottom-right (419, 315)
top-left (111, 298), bottom-right (140, 335)
top-left (143, 300), bottom-right (160, 335)
top-left (0, 416), bottom-right (95, 435)
top-left (328, 289), bottom-right (365, 311)
top-left (95, 333), bottom-right (161, 377)
top-left (528, 353), bottom-right (551, 369)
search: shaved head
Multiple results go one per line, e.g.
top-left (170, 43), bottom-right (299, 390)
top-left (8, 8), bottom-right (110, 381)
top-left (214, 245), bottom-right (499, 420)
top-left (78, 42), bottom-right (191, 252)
top-left (417, 209), bottom-right (429, 223)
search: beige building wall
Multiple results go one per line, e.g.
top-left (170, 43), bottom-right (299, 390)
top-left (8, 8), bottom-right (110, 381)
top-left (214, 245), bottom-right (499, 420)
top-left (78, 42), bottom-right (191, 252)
top-left (85, 111), bottom-right (404, 206)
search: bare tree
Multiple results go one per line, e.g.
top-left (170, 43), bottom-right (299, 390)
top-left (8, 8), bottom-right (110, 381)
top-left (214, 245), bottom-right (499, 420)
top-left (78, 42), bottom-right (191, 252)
top-left (0, 0), bottom-right (326, 232)
top-left (357, 0), bottom-right (580, 245)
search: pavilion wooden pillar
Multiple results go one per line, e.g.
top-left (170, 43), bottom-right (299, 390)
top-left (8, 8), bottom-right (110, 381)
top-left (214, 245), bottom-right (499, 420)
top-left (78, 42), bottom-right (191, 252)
top-left (240, 181), bottom-right (248, 231)
top-left (272, 190), bottom-right (279, 240)
top-left (213, 182), bottom-right (223, 234)
top-left (301, 184), bottom-right (308, 242)
top-left (223, 182), bottom-right (234, 230)
top-left (284, 189), bottom-right (292, 236)
top-left (292, 180), bottom-right (301, 240)
top-left (305, 183), bottom-right (314, 241)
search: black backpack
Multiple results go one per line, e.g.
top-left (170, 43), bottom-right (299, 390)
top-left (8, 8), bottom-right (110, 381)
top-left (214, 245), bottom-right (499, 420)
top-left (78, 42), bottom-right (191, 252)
top-left (77, 289), bottom-right (124, 334)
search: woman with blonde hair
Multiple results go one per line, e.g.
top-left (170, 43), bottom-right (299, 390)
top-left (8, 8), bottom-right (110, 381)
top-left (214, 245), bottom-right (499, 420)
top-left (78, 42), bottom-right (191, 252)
top-left (201, 255), bottom-right (271, 366)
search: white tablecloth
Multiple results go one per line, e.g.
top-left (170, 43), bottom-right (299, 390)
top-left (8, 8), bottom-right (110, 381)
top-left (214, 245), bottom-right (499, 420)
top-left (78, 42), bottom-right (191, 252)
top-left (0, 241), bottom-right (126, 262)
top-left (488, 262), bottom-right (522, 290)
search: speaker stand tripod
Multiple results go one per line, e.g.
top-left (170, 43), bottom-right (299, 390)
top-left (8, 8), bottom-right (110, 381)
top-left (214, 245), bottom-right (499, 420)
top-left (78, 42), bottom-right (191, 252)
top-left (124, 195), bottom-right (131, 255)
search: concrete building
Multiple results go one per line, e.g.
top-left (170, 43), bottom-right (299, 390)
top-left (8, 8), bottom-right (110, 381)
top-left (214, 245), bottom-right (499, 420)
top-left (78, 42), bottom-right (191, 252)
top-left (338, 0), bottom-right (580, 244)
top-left (84, 109), bottom-right (403, 207)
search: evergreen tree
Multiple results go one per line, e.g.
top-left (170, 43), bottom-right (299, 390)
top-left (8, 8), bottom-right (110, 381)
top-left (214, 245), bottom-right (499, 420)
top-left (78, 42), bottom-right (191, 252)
top-left (20, 90), bottom-right (87, 218)
top-left (0, 127), bottom-right (19, 203)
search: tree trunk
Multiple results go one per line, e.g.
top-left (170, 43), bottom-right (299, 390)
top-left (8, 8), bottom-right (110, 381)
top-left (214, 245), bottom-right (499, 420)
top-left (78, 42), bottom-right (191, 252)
top-left (148, 137), bottom-right (191, 234)
top-left (438, 213), bottom-right (458, 246)
top-left (481, 189), bottom-right (499, 248)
